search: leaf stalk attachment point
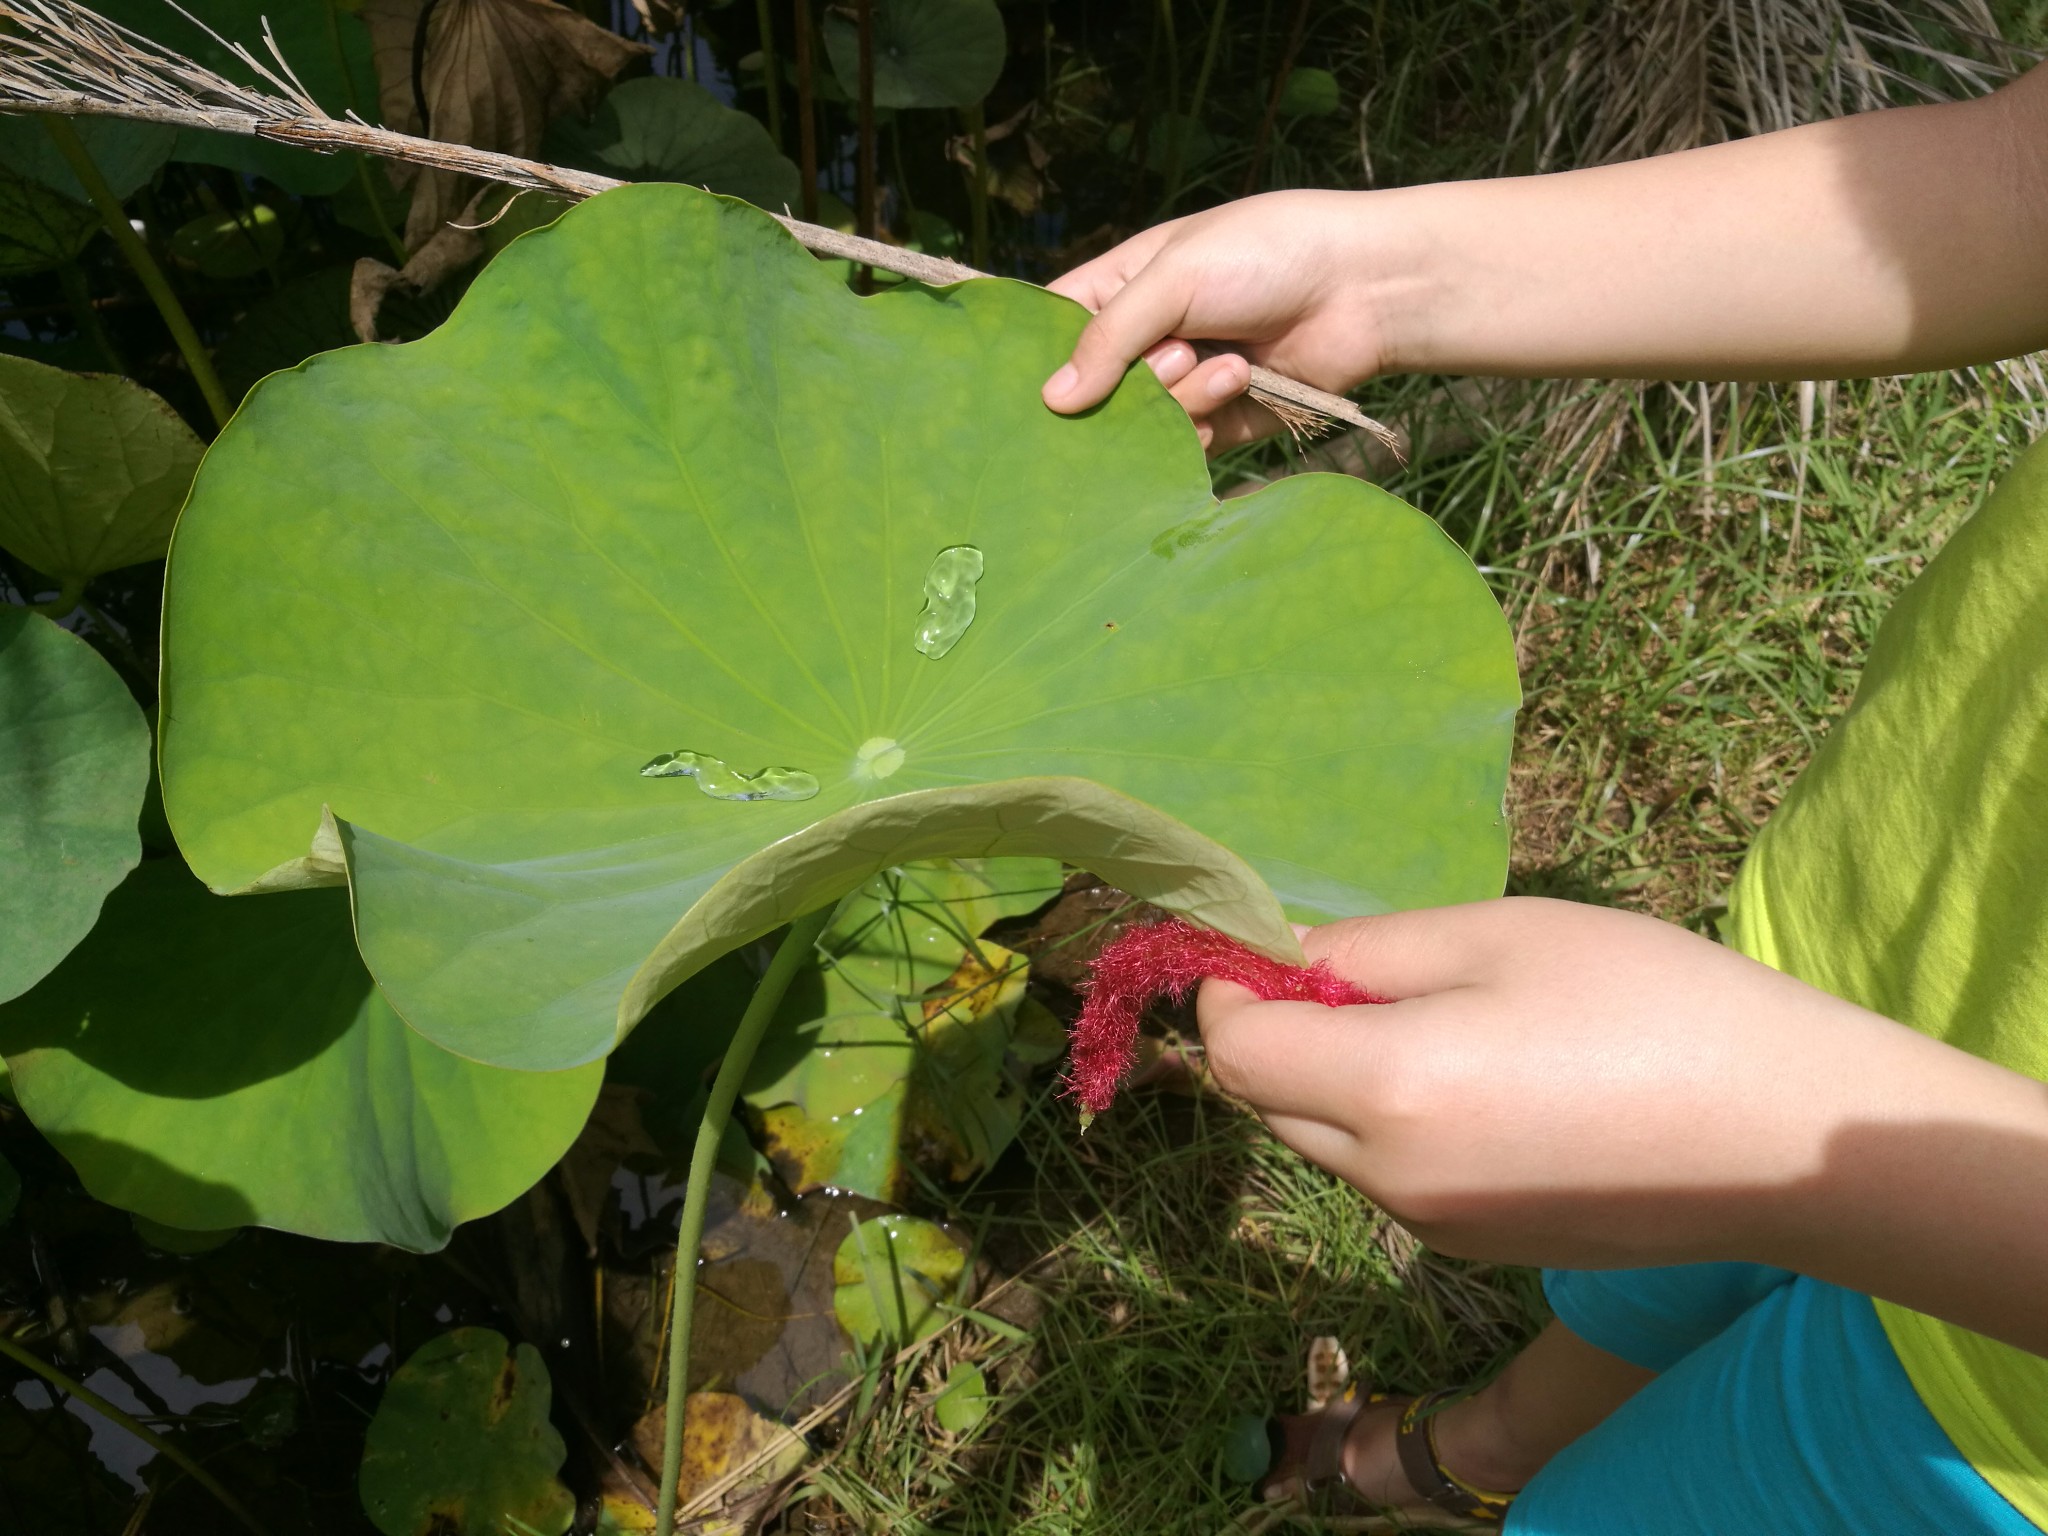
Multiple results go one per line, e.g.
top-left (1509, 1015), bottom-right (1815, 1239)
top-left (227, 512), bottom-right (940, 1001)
top-left (655, 903), bottom-right (835, 1536)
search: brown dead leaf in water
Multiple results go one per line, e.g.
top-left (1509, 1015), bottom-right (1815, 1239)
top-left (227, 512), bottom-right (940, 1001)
top-left (359, 0), bottom-right (647, 249)
top-left (348, 188), bottom-right (488, 341)
top-left (630, 1392), bottom-right (807, 1532)
top-left (556, 1082), bottom-right (665, 1257)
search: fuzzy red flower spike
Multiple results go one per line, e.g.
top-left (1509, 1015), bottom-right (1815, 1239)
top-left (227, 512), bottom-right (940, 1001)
top-left (1063, 918), bottom-right (1389, 1119)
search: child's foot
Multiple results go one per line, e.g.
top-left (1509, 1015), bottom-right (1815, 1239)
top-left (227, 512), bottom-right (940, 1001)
top-left (1260, 1388), bottom-right (1530, 1523)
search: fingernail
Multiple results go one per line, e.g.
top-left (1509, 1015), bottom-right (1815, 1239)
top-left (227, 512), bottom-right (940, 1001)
top-left (1207, 364), bottom-right (1243, 401)
top-left (1044, 363), bottom-right (1078, 402)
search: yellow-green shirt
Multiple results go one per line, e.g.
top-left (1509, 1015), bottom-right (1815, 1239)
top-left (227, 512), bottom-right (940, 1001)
top-left (1725, 436), bottom-right (2048, 1527)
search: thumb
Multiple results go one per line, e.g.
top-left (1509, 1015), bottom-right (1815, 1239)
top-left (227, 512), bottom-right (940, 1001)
top-left (1042, 263), bottom-right (1193, 415)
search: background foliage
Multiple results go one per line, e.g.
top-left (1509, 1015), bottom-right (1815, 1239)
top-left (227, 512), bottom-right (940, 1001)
top-left (2, 0), bottom-right (2044, 1532)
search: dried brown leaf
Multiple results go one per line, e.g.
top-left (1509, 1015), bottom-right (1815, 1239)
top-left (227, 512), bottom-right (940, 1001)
top-left (359, 0), bottom-right (649, 248)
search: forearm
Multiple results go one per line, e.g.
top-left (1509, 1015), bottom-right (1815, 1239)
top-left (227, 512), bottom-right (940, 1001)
top-left (1751, 1029), bottom-right (2048, 1358)
top-left (1367, 66), bottom-right (2048, 380)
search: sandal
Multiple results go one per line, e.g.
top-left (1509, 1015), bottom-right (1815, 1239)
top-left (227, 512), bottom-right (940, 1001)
top-left (1259, 1381), bottom-right (1518, 1526)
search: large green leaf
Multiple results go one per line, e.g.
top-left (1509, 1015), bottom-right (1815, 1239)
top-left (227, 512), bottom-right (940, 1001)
top-left (0, 114), bottom-right (176, 204)
top-left (0, 609), bottom-right (148, 1003)
top-left (0, 861), bottom-right (601, 1250)
top-left (158, 184), bottom-right (1518, 1072)
top-left (359, 1328), bottom-right (575, 1536)
top-left (823, 0), bottom-right (1007, 109)
top-left (92, 0), bottom-right (378, 194)
top-left (544, 77), bottom-right (803, 211)
top-left (0, 353), bottom-right (205, 585)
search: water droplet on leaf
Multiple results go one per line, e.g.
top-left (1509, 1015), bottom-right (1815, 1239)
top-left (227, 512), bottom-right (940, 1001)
top-left (912, 545), bottom-right (984, 660)
top-left (640, 750), bottom-right (819, 802)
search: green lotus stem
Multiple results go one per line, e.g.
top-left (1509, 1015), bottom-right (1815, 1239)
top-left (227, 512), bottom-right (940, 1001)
top-left (29, 577), bottom-right (85, 619)
top-left (0, 1329), bottom-right (270, 1536)
top-left (39, 116), bottom-right (232, 431)
top-left (755, 0), bottom-right (784, 151)
top-left (963, 101), bottom-right (990, 272)
top-left (656, 904), bottom-right (833, 1536)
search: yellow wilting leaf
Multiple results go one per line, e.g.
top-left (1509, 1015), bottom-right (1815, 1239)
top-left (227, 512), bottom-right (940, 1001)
top-left (358, 0), bottom-right (649, 249)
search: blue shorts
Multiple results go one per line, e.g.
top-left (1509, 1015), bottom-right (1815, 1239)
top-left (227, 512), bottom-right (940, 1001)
top-left (1508, 1263), bottom-right (2039, 1534)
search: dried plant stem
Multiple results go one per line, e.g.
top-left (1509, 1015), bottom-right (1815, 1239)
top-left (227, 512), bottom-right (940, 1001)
top-left (0, 1329), bottom-right (271, 1536)
top-left (655, 905), bottom-right (834, 1536)
top-left (0, 0), bottom-right (1395, 446)
top-left (39, 112), bottom-right (230, 427)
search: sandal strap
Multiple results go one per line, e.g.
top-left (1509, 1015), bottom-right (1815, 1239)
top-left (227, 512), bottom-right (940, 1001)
top-left (1394, 1390), bottom-right (1517, 1525)
top-left (1303, 1382), bottom-right (1368, 1491)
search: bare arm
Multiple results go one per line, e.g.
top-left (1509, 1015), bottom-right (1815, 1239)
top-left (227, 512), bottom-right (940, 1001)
top-left (1047, 63), bottom-right (2048, 447)
top-left (1198, 901), bottom-right (2048, 1359)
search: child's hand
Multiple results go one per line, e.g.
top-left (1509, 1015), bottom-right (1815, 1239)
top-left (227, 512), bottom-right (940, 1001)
top-left (1195, 898), bottom-right (2048, 1355)
top-left (1041, 191), bottom-right (1396, 452)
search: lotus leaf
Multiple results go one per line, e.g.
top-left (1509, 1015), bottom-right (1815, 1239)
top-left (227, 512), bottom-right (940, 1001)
top-left (823, 0), bottom-right (1007, 110)
top-left (0, 353), bottom-right (205, 586)
top-left (832, 1212), bottom-right (965, 1346)
top-left (0, 114), bottom-right (175, 205)
top-left (1278, 66), bottom-right (1343, 118)
top-left (0, 162), bottom-right (99, 277)
top-left (91, 0), bottom-right (379, 195)
top-left (358, 1328), bottom-right (575, 1536)
top-left (932, 1360), bottom-right (991, 1433)
top-left (0, 861), bottom-right (602, 1249)
top-left (0, 609), bottom-right (148, 1003)
top-left (158, 184), bottom-right (1518, 1074)
top-left (170, 203), bottom-right (284, 281)
top-left (544, 77), bottom-right (803, 211)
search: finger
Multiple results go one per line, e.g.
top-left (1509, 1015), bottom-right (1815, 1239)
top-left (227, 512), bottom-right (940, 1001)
top-left (1143, 338), bottom-right (1198, 390)
top-left (1195, 989), bottom-right (1402, 1118)
top-left (1299, 904), bottom-right (1508, 1000)
top-left (1046, 223), bottom-right (1176, 309)
top-left (1167, 352), bottom-right (1250, 419)
top-left (1202, 395), bottom-right (1286, 454)
top-left (1043, 263), bottom-right (1193, 414)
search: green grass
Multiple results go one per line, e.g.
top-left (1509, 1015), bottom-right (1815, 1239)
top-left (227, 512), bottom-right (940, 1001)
top-left (794, 1087), bottom-right (1543, 1535)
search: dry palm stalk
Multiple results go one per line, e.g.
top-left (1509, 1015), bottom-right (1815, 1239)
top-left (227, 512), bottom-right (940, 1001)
top-left (0, 0), bottom-right (1397, 448)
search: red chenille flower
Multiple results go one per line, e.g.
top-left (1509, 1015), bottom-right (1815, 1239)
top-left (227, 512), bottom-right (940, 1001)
top-left (1063, 918), bottom-right (1388, 1117)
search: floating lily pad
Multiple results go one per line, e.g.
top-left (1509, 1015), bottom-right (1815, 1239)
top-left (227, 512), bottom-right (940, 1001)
top-left (1222, 1411), bottom-right (1274, 1482)
top-left (0, 352), bottom-right (205, 586)
top-left (741, 860), bottom-right (1055, 1200)
top-left (158, 185), bottom-right (1518, 1074)
top-left (0, 861), bottom-right (602, 1249)
top-left (832, 1213), bottom-right (966, 1347)
top-left (92, 0), bottom-right (378, 195)
top-left (932, 1360), bottom-right (990, 1433)
top-left (0, 114), bottom-right (175, 205)
top-left (0, 609), bottom-right (149, 1004)
top-left (824, 0), bottom-right (1007, 109)
top-left (170, 204), bottom-right (284, 280)
top-left (1278, 66), bottom-right (1342, 118)
top-left (358, 1328), bottom-right (575, 1536)
top-left (545, 77), bottom-right (802, 211)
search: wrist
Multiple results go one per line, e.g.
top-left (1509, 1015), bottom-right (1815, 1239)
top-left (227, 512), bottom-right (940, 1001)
top-left (1326, 184), bottom-right (1473, 380)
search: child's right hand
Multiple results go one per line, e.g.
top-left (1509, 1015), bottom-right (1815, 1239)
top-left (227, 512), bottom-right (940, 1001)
top-left (1041, 190), bottom-right (1400, 451)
